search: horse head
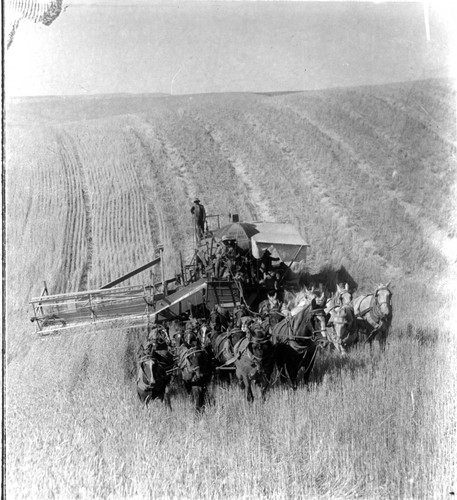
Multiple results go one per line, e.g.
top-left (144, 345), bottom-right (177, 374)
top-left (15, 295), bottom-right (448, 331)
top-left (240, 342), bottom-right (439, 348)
top-left (199, 322), bottom-right (211, 346)
top-left (140, 357), bottom-right (160, 387)
top-left (248, 324), bottom-right (272, 359)
top-left (183, 330), bottom-right (200, 349)
top-left (137, 354), bottom-right (171, 406)
top-left (310, 308), bottom-right (328, 342)
top-left (330, 305), bottom-right (355, 353)
top-left (267, 291), bottom-right (280, 308)
top-left (336, 282), bottom-right (353, 305)
top-left (325, 283), bottom-right (352, 315)
top-left (233, 304), bottom-right (249, 327)
top-left (240, 316), bottom-right (255, 334)
top-left (147, 325), bottom-right (169, 351)
top-left (179, 347), bottom-right (212, 386)
top-left (374, 282), bottom-right (392, 318)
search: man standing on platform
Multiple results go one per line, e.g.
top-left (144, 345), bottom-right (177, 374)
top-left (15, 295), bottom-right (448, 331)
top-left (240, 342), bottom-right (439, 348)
top-left (191, 198), bottom-right (206, 240)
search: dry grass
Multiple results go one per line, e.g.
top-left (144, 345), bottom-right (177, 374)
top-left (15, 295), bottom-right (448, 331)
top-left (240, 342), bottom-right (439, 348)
top-left (5, 78), bottom-right (457, 498)
top-left (6, 330), bottom-right (456, 499)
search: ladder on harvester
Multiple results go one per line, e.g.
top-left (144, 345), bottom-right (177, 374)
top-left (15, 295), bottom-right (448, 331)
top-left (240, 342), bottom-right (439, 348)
top-left (205, 279), bottom-right (242, 310)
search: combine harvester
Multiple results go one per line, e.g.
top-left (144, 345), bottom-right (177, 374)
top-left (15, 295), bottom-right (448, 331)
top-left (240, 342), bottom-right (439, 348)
top-left (29, 214), bottom-right (309, 336)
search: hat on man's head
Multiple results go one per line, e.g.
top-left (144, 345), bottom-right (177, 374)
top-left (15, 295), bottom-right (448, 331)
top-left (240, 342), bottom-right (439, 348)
top-left (194, 198), bottom-right (200, 203)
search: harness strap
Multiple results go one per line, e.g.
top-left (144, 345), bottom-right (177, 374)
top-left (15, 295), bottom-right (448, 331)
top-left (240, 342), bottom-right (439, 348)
top-left (357, 306), bottom-right (373, 318)
top-left (250, 336), bottom-right (271, 345)
top-left (220, 355), bottom-right (237, 367)
top-left (178, 347), bottom-right (205, 368)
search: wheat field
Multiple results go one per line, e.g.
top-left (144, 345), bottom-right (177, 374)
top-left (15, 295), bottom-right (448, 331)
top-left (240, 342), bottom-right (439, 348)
top-left (5, 78), bottom-right (457, 499)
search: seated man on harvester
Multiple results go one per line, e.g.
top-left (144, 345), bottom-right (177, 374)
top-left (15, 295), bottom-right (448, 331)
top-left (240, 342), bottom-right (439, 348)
top-left (259, 249), bottom-right (280, 281)
top-left (214, 235), bottom-right (244, 279)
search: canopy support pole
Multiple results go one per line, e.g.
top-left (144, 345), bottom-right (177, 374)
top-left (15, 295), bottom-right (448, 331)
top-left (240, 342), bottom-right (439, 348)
top-left (278, 245), bottom-right (303, 286)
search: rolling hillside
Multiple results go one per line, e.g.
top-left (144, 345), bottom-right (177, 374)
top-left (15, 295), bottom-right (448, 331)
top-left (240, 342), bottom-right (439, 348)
top-left (5, 78), bottom-right (457, 499)
top-left (6, 78), bottom-right (457, 327)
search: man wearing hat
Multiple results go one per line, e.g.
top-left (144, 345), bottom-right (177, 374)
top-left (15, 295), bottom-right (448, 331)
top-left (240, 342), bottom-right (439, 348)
top-left (214, 235), bottom-right (240, 278)
top-left (190, 198), bottom-right (206, 240)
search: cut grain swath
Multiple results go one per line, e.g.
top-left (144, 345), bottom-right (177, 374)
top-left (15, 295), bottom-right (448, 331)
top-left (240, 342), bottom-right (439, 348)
top-left (126, 118), bottom-right (194, 273)
top-left (67, 124), bottom-right (155, 287)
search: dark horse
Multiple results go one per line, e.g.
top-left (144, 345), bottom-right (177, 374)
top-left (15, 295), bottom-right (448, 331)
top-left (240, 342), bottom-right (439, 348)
top-left (211, 325), bottom-right (246, 367)
top-left (234, 323), bottom-right (275, 402)
top-left (177, 332), bottom-right (213, 411)
top-left (136, 327), bottom-right (174, 409)
top-left (272, 304), bottom-right (327, 390)
top-left (352, 283), bottom-right (393, 349)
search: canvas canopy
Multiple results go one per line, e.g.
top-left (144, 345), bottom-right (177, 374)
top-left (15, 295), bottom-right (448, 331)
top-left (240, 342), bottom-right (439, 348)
top-left (250, 222), bottom-right (309, 262)
top-left (212, 221), bottom-right (309, 263)
top-left (213, 222), bottom-right (257, 250)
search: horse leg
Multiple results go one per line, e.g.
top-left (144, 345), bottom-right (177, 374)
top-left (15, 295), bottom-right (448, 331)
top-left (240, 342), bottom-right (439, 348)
top-left (278, 362), bottom-right (288, 384)
top-left (284, 363), bottom-right (298, 390)
top-left (137, 389), bottom-right (146, 404)
top-left (259, 374), bottom-right (271, 401)
top-left (301, 348), bottom-right (317, 385)
top-left (250, 379), bottom-right (263, 401)
top-left (163, 386), bottom-right (172, 412)
top-left (275, 346), bottom-right (289, 384)
top-left (192, 386), bottom-right (206, 413)
top-left (245, 374), bottom-right (254, 402)
top-left (235, 365), bottom-right (245, 389)
top-left (246, 382), bottom-right (254, 402)
top-left (376, 327), bottom-right (389, 351)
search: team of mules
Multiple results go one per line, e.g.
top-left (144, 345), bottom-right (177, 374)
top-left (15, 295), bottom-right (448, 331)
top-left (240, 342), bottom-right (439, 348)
top-left (136, 282), bottom-right (393, 410)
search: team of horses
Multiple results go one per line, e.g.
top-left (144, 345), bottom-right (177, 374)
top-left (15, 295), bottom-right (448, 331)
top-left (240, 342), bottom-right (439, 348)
top-left (136, 282), bottom-right (393, 411)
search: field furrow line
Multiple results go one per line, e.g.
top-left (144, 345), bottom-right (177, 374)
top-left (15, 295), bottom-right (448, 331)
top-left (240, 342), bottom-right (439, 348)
top-left (66, 123), bottom-right (153, 286)
top-left (269, 94), bottom-right (456, 268)
top-left (60, 131), bottom-right (94, 291)
top-left (241, 100), bottom-right (404, 279)
top-left (368, 85), bottom-right (457, 152)
top-left (150, 128), bottom-right (196, 203)
top-left (320, 108), bottom-right (456, 265)
top-left (152, 109), bottom-right (264, 226)
top-left (180, 102), bottom-right (355, 273)
top-left (186, 112), bottom-right (275, 222)
top-left (126, 120), bottom-right (187, 274)
top-left (258, 96), bottom-right (445, 272)
top-left (55, 131), bottom-right (86, 292)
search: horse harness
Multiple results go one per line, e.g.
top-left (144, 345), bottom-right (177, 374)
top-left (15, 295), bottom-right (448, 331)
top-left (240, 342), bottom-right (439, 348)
top-left (328, 305), bottom-right (357, 345)
top-left (281, 309), bottom-right (327, 345)
top-left (178, 346), bottom-right (207, 373)
top-left (234, 335), bottom-right (274, 365)
top-left (138, 349), bottom-right (176, 375)
top-left (358, 286), bottom-right (390, 316)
